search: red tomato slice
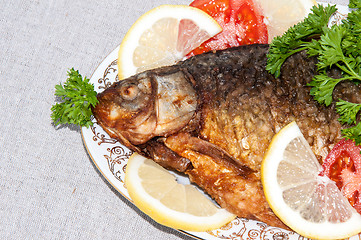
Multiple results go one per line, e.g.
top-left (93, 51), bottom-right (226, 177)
top-left (320, 139), bottom-right (361, 214)
top-left (188, 0), bottom-right (268, 56)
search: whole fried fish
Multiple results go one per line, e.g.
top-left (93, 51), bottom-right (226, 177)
top-left (92, 44), bottom-right (361, 229)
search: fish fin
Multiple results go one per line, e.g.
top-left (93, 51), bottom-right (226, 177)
top-left (142, 138), bottom-right (192, 172)
top-left (164, 132), bottom-right (254, 178)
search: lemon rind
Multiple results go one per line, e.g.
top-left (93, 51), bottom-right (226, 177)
top-left (117, 4), bottom-right (222, 79)
top-left (125, 153), bottom-right (236, 232)
top-left (262, 121), bottom-right (361, 239)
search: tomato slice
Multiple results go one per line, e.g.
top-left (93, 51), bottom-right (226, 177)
top-left (320, 139), bottom-right (361, 214)
top-left (188, 0), bottom-right (268, 56)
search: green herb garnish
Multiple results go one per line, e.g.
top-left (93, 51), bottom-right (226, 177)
top-left (266, 4), bottom-right (337, 77)
top-left (51, 68), bottom-right (98, 128)
top-left (350, 0), bottom-right (361, 9)
top-left (267, 1), bottom-right (361, 144)
top-left (337, 100), bottom-right (361, 145)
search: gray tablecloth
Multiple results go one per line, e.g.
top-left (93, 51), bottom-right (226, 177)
top-left (0, 0), bottom-right (348, 239)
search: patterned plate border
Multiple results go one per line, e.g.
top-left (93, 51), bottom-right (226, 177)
top-left (81, 4), bottom-right (360, 240)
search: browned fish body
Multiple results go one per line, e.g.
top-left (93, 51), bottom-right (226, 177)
top-left (92, 44), bottom-right (361, 229)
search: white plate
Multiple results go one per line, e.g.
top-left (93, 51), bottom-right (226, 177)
top-left (81, 4), bottom-right (359, 240)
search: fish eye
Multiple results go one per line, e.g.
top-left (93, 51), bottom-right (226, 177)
top-left (120, 84), bottom-right (139, 100)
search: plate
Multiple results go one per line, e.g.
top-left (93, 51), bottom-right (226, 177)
top-left (81, 3), bottom-right (359, 240)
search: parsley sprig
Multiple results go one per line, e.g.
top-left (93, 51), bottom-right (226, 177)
top-left (51, 68), bottom-right (98, 128)
top-left (266, 4), bottom-right (337, 77)
top-left (267, 1), bottom-right (361, 144)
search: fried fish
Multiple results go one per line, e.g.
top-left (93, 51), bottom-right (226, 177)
top-left (92, 44), bottom-right (361, 229)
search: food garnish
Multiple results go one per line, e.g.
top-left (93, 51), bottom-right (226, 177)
top-left (262, 121), bottom-right (361, 240)
top-left (125, 153), bottom-right (236, 231)
top-left (117, 4), bottom-right (222, 79)
top-left (267, 2), bottom-right (361, 144)
top-left (266, 4), bottom-right (337, 77)
top-left (188, 0), bottom-right (315, 56)
top-left (320, 138), bottom-right (361, 215)
top-left (188, 0), bottom-right (268, 56)
top-left (51, 68), bottom-right (98, 128)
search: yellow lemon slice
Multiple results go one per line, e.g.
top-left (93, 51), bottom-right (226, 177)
top-left (125, 153), bottom-right (236, 232)
top-left (255, 0), bottom-right (316, 41)
top-left (117, 5), bottom-right (222, 79)
top-left (262, 121), bottom-right (361, 239)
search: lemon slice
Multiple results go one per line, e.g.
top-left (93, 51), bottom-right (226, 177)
top-left (255, 0), bottom-right (316, 41)
top-left (125, 153), bottom-right (236, 232)
top-left (117, 5), bottom-right (222, 79)
top-left (262, 121), bottom-right (361, 239)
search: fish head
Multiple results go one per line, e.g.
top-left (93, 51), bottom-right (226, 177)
top-left (93, 68), bottom-right (197, 150)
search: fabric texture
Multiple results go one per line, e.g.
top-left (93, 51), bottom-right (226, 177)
top-left (0, 0), bottom-right (347, 239)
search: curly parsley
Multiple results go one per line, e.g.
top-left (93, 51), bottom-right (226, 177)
top-left (266, 4), bottom-right (337, 77)
top-left (267, 1), bottom-right (361, 144)
top-left (51, 68), bottom-right (98, 128)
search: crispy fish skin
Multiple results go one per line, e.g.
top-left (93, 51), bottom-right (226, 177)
top-left (182, 44), bottom-right (344, 172)
top-left (92, 44), bottom-right (361, 230)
